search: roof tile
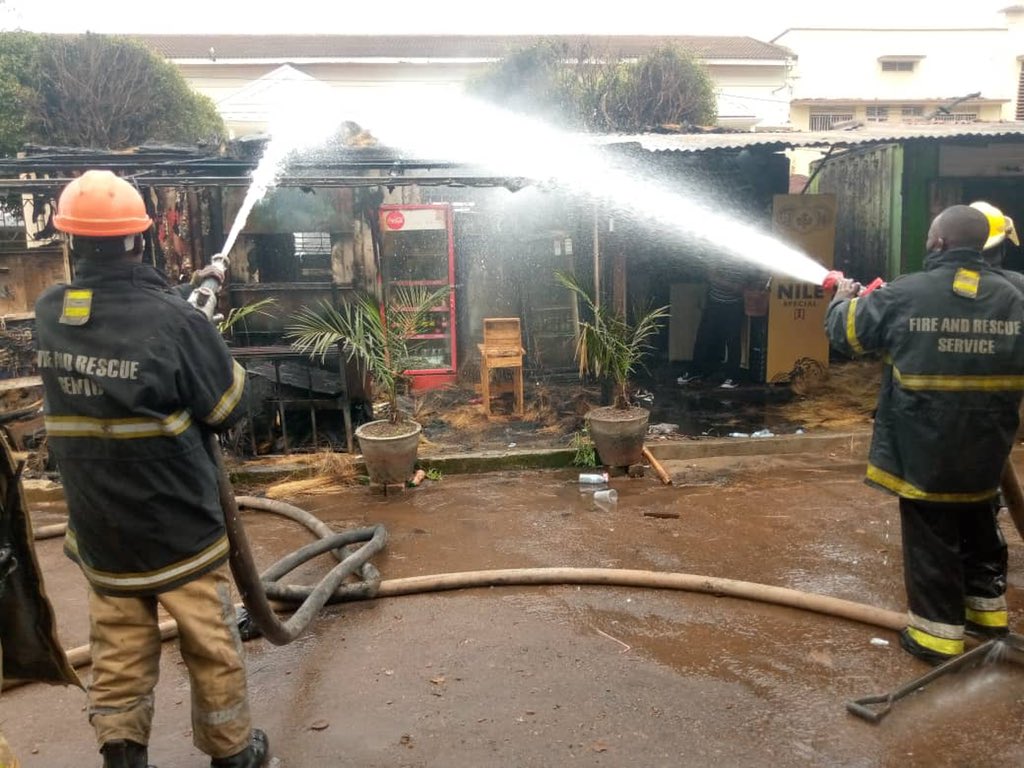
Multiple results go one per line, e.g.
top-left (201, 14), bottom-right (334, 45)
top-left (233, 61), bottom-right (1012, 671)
top-left (127, 34), bottom-right (791, 61)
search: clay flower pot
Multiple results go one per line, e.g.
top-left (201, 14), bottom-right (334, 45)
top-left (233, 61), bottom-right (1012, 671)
top-left (355, 419), bottom-right (422, 486)
top-left (586, 406), bottom-right (649, 468)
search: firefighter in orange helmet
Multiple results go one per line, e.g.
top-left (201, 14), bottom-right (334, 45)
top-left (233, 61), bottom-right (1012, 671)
top-left (35, 171), bottom-right (268, 768)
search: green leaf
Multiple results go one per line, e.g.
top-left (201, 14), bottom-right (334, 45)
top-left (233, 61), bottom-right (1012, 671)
top-left (286, 285), bottom-right (450, 423)
top-left (556, 270), bottom-right (668, 408)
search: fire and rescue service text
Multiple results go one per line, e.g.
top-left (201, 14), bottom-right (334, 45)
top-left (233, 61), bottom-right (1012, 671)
top-left (36, 350), bottom-right (140, 397)
top-left (908, 316), bottom-right (1022, 354)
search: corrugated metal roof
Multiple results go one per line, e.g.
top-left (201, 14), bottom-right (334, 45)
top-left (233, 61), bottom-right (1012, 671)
top-left (128, 34), bottom-right (792, 62)
top-left (591, 123), bottom-right (1024, 153)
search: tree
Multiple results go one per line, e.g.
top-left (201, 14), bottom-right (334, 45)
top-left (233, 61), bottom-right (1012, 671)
top-left (467, 39), bottom-right (717, 132)
top-left (0, 32), bottom-right (225, 155)
top-left (601, 46), bottom-right (718, 133)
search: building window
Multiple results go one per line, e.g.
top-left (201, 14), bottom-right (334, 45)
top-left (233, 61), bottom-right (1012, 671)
top-left (294, 232), bottom-right (333, 281)
top-left (866, 106), bottom-right (889, 122)
top-left (1017, 63), bottom-right (1024, 120)
top-left (881, 60), bottom-right (916, 72)
top-left (931, 112), bottom-right (978, 123)
top-left (809, 113), bottom-right (854, 130)
top-left (901, 105), bottom-right (924, 118)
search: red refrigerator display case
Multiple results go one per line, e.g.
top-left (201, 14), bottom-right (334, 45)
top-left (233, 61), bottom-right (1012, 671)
top-left (378, 203), bottom-right (457, 391)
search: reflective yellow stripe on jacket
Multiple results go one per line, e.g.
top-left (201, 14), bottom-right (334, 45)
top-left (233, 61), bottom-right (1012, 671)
top-left (846, 298), bottom-right (864, 355)
top-left (44, 410), bottom-right (193, 439)
top-left (866, 463), bottom-right (999, 502)
top-left (892, 365), bottom-right (1024, 392)
top-left (64, 529), bottom-right (229, 593)
top-left (205, 361), bottom-right (246, 426)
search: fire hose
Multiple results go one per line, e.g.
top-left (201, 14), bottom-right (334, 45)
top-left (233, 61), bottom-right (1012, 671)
top-left (822, 269), bottom-right (885, 297)
top-left (190, 253), bottom-right (387, 645)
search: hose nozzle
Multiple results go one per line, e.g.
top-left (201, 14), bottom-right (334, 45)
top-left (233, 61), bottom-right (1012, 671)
top-left (822, 269), bottom-right (885, 297)
top-left (822, 270), bottom-right (845, 292)
top-left (188, 252), bottom-right (230, 322)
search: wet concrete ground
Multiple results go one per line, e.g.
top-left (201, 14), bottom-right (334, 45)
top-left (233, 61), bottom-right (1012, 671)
top-left (5, 446), bottom-right (1024, 767)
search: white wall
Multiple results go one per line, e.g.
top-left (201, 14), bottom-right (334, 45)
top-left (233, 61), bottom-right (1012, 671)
top-left (775, 27), bottom-right (1019, 126)
top-left (178, 58), bottom-right (793, 136)
top-left (705, 62), bottom-right (791, 129)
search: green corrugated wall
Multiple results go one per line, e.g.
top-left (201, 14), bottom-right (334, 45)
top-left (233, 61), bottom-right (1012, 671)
top-left (899, 143), bottom-right (939, 275)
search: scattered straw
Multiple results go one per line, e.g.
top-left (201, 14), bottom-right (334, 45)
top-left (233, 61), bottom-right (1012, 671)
top-left (262, 450), bottom-right (360, 498)
top-left (264, 477), bottom-right (352, 499)
top-left (772, 359), bottom-right (882, 430)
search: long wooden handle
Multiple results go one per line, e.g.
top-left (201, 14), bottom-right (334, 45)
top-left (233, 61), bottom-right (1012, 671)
top-left (642, 446), bottom-right (672, 486)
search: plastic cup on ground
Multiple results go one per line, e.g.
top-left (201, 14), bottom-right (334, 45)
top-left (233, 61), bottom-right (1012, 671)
top-left (594, 489), bottom-right (618, 510)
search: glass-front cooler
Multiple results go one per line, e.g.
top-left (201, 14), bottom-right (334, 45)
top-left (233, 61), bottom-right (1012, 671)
top-left (379, 204), bottom-right (457, 390)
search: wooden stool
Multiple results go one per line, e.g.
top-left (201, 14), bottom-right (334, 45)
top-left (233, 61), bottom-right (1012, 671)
top-left (478, 317), bottom-right (525, 418)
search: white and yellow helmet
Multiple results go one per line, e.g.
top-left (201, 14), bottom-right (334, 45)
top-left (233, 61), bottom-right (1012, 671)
top-left (970, 201), bottom-right (1020, 251)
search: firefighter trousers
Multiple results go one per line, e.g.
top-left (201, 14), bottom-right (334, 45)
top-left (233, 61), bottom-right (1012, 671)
top-left (0, 730), bottom-right (17, 768)
top-left (86, 565), bottom-right (252, 759)
top-left (899, 497), bottom-right (1008, 657)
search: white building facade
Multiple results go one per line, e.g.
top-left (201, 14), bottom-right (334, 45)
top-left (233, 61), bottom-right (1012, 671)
top-left (132, 34), bottom-right (795, 137)
top-left (774, 10), bottom-right (1024, 131)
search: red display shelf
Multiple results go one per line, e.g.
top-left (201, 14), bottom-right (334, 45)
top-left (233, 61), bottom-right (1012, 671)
top-left (380, 203), bottom-right (458, 391)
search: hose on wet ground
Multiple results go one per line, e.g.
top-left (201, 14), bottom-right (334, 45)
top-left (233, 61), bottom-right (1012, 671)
top-left (19, 519), bottom-right (911, 690)
top-left (10, 570), bottom-right (907, 692)
top-left (209, 434), bottom-right (387, 645)
top-left (22, 456), bottom-right (1024, 686)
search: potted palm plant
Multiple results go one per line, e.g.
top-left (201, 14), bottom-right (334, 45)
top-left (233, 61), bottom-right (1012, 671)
top-left (286, 285), bottom-right (449, 486)
top-left (556, 271), bottom-right (669, 468)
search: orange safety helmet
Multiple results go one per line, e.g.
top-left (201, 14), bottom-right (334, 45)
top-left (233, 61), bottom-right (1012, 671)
top-left (53, 170), bottom-right (152, 238)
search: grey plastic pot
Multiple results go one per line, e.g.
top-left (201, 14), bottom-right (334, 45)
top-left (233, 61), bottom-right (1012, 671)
top-left (586, 406), bottom-right (649, 468)
top-left (355, 419), bottom-right (422, 486)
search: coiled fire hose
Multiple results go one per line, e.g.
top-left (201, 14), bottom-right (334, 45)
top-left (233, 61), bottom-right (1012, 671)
top-left (209, 435), bottom-right (387, 645)
top-left (183, 252), bottom-right (390, 645)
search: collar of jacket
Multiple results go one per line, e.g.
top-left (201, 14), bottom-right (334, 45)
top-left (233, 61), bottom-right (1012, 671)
top-left (72, 259), bottom-right (171, 290)
top-left (923, 248), bottom-right (986, 271)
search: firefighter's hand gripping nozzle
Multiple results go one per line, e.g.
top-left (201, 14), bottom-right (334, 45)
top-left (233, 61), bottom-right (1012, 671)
top-left (822, 269), bottom-right (885, 297)
top-left (187, 252), bottom-right (230, 323)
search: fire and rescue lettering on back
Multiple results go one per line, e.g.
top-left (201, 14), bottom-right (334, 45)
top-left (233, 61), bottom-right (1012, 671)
top-left (907, 315), bottom-right (1022, 355)
top-left (36, 348), bottom-right (141, 397)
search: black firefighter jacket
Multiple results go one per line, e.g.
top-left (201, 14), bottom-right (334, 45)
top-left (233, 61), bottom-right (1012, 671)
top-left (825, 248), bottom-right (1024, 502)
top-left (34, 259), bottom-right (247, 596)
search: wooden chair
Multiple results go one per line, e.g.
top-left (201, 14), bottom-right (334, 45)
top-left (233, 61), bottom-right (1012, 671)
top-left (478, 317), bottom-right (525, 417)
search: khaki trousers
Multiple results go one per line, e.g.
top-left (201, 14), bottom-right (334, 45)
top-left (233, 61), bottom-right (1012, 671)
top-left (87, 565), bottom-right (252, 759)
top-left (0, 730), bottom-right (18, 768)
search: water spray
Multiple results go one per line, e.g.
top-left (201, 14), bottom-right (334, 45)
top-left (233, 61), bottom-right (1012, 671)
top-left (339, 87), bottom-right (830, 285)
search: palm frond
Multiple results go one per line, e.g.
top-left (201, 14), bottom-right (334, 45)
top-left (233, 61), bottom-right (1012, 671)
top-left (218, 297), bottom-right (278, 336)
top-left (285, 285), bottom-right (451, 423)
top-left (555, 269), bottom-right (668, 408)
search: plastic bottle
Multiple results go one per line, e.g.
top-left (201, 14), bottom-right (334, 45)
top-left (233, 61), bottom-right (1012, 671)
top-left (579, 471), bottom-right (610, 484)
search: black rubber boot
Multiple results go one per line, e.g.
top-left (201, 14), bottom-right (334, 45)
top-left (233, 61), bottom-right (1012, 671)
top-left (210, 729), bottom-right (269, 768)
top-left (100, 740), bottom-right (151, 768)
top-left (899, 628), bottom-right (959, 666)
top-left (965, 620), bottom-right (1010, 640)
